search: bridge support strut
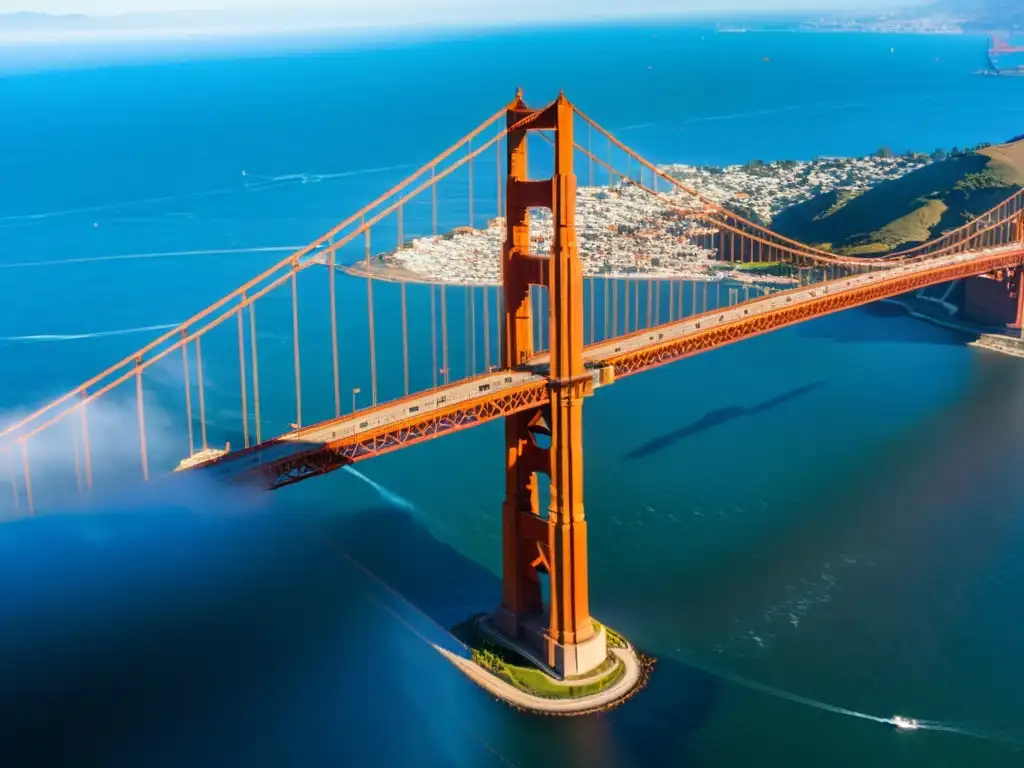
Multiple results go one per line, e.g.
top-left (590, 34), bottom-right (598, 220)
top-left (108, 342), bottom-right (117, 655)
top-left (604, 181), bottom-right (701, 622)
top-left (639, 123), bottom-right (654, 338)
top-left (495, 90), bottom-right (606, 677)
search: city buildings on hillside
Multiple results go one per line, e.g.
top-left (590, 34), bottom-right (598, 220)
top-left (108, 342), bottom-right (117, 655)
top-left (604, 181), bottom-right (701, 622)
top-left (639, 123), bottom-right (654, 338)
top-left (363, 154), bottom-right (927, 285)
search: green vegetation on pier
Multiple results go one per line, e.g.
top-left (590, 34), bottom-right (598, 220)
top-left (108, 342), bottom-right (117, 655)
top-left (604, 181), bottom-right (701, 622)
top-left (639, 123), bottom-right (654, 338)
top-left (452, 616), bottom-right (626, 700)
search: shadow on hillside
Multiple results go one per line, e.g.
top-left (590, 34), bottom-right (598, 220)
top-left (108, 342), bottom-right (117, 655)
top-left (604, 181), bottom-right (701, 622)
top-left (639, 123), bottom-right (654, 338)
top-left (773, 153), bottom-right (989, 248)
top-left (625, 380), bottom-right (829, 461)
top-left (0, 501), bottom-right (720, 767)
top-left (932, 184), bottom-right (1021, 234)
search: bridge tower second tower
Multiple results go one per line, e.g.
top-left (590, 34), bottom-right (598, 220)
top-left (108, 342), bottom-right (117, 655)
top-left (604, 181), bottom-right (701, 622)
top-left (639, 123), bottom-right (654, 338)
top-left (495, 90), bottom-right (607, 677)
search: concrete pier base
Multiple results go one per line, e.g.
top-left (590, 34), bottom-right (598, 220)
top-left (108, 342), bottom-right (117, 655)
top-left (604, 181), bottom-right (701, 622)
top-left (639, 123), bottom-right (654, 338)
top-left (493, 611), bottom-right (608, 679)
top-left (525, 616), bottom-right (608, 679)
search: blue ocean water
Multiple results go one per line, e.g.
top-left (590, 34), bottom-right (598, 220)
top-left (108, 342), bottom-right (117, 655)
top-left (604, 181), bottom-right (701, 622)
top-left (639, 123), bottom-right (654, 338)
top-left (2, 23), bottom-right (1024, 766)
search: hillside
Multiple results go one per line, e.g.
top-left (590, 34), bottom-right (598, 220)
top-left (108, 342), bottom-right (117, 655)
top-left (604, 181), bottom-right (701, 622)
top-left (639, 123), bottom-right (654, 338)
top-left (771, 137), bottom-right (1024, 255)
top-left (923, 0), bottom-right (1024, 30)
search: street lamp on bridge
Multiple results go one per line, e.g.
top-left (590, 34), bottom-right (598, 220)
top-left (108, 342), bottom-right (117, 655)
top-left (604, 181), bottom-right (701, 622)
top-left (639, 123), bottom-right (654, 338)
top-left (351, 387), bottom-right (361, 413)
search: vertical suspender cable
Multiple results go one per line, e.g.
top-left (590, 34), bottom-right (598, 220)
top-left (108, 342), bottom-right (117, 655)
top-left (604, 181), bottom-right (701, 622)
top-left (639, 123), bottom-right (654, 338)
top-left (81, 391), bottom-right (93, 490)
top-left (398, 206), bottom-right (409, 396)
top-left (496, 138), bottom-right (502, 220)
top-left (633, 279), bottom-right (639, 330)
top-left (365, 222), bottom-right (378, 407)
top-left (135, 359), bottom-right (149, 481)
top-left (196, 336), bottom-right (208, 450)
top-left (432, 167), bottom-right (438, 236)
top-left (468, 138), bottom-right (474, 229)
top-left (612, 279), bottom-right (618, 336)
top-left (607, 136), bottom-right (613, 186)
top-left (291, 267), bottom-right (302, 428)
top-left (249, 303), bottom-right (262, 445)
top-left (71, 410), bottom-right (82, 494)
top-left (598, 276), bottom-right (606, 335)
top-left (20, 441), bottom-right (33, 515)
top-left (495, 286), bottom-right (502, 369)
top-left (441, 285), bottom-right (449, 383)
top-left (465, 287), bottom-right (471, 377)
top-left (182, 336), bottom-right (194, 455)
top-left (8, 450), bottom-right (19, 515)
top-left (328, 240), bottom-right (341, 419)
top-left (624, 278), bottom-right (631, 333)
top-left (588, 124), bottom-right (594, 187)
top-left (237, 303), bottom-right (250, 449)
top-left (401, 282), bottom-right (410, 395)
top-left (646, 280), bottom-right (653, 328)
top-left (431, 285), bottom-right (438, 387)
top-left (589, 278), bottom-right (595, 344)
top-left (483, 285), bottom-right (490, 371)
top-left (471, 287), bottom-right (477, 375)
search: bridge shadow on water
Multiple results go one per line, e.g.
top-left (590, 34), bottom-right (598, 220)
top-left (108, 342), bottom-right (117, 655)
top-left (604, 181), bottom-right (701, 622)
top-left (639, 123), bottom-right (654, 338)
top-left (625, 380), bottom-right (830, 462)
top-left (0, 489), bottom-right (720, 767)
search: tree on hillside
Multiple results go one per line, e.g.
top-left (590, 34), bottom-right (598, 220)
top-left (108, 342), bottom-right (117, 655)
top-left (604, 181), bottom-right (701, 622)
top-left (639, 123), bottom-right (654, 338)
top-left (931, 148), bottom-right (948, 162)
top-left (875, 147), bottom-right (894, 158)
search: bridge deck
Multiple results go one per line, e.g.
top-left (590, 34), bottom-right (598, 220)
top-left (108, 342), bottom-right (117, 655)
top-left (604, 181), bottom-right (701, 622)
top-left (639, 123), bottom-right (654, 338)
top-left (197, 245), bottom-right (1024, 488)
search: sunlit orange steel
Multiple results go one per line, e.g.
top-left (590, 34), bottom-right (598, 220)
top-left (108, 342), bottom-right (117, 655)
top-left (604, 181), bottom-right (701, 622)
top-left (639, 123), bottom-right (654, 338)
top-left (4, 93), bottom-right (1024, 537)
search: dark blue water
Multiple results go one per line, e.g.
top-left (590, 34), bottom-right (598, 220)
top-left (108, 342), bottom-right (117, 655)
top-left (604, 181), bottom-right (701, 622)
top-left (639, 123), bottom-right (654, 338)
top-left (2, 24), bottom-right (1024, 766)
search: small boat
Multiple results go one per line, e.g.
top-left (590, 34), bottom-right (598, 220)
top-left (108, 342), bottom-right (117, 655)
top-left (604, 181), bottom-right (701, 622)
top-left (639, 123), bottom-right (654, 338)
top-left (892, 716), bottom-right (920, 731)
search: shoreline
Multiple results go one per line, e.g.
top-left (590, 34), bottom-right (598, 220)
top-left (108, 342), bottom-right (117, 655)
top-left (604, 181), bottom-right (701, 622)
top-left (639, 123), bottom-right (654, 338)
top-left (882, 293), bottom-right (1024, 360)
top-left (335, 256), bottom-right (1024, 362)
top-left (323, 151), bottom-right (931, 289)
top-left (335, 257), bottom-right (798, 289)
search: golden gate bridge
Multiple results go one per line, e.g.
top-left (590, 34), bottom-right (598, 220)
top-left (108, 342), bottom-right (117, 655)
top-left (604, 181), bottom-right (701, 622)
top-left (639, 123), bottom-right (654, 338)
top-left (3, 90), bottom-right (1023, 676)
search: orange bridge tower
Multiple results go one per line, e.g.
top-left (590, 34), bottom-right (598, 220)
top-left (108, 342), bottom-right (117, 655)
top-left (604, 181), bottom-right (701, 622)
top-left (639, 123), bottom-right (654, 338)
top-left (495, 90), bottom-right (607, 677)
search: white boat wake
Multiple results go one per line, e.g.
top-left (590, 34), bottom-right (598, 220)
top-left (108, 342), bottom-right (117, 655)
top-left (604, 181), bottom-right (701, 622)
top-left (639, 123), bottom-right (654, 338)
top-left (0, 245), bottom-right (302, 270)
top-left (683, 658), bottom-right (1018, 746)
top-left (0, 322), bottom-right (180, 343)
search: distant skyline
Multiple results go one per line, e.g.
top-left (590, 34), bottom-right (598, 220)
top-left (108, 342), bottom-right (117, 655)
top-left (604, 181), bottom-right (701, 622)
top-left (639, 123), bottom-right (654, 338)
top-left (0, 0), bottom-right (925, 17)
top-left (0, 0), bottom-right (938, 48)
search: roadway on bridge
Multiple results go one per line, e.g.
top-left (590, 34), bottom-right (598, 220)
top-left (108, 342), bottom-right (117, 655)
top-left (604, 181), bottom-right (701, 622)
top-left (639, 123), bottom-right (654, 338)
top-left (197, 245), bottom-right (1021, 483)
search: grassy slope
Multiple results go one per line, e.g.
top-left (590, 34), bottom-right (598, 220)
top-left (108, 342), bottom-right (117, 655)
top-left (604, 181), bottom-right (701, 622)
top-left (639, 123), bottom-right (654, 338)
top-left (771, 137), bottom-right (1024, 255)
top-left (451, 617), bottom-right (627, 699)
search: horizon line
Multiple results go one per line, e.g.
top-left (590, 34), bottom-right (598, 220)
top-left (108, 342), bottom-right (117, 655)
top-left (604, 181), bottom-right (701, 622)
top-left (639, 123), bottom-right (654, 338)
top-left (0, 12), bottom-right (821, 48)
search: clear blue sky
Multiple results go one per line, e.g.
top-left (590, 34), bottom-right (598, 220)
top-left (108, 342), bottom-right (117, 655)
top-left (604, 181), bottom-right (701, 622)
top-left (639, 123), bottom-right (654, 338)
top-left (0, 1), bottom-right (922, 16)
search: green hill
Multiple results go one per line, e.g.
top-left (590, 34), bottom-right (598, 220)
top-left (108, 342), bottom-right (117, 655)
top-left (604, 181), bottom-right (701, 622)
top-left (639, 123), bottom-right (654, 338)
top-left (771, 137), bottom-right (1024, 255)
